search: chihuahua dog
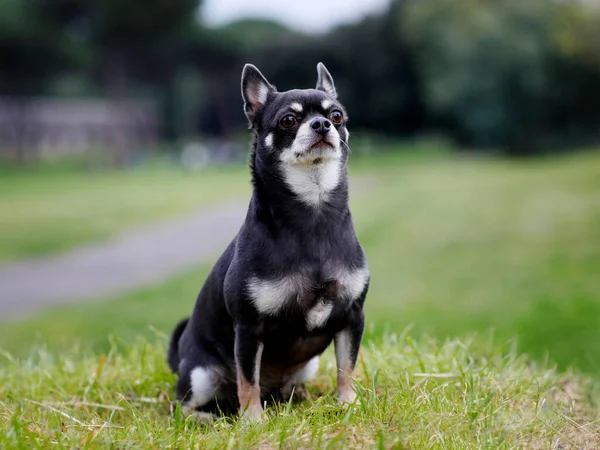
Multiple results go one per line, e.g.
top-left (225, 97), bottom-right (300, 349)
top-left (167, 62), bottom-right (369, 421)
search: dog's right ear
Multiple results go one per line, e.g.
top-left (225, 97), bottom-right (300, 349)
top-left (241, 64), bottom-right (276, 122)
top-left (316, 62), bottom-right (337, 99)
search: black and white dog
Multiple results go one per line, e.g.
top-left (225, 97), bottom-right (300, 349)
top-left (167, 62), bottom-right (369, 421)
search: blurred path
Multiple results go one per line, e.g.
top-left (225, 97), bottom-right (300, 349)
top-left (0, 202), bottom-right (247, 319)
top-left (0, 178), bottom-right (371, 319)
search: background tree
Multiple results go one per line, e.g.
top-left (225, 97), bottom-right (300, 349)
top-left (0, 0), bottom-right (77, 162)
top-left (248, 1), bottom-right (424, 138)
top-left (402, 0), bottom-right (600, 154)
top-left (2, 0), bottom-right (600, 160)
top-left (38, 0), bottom-right (202, 145)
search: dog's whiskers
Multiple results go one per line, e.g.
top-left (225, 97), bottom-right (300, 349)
top-left (340, 140), bottom-right (352, 155)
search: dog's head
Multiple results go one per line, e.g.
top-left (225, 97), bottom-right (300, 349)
top-left (242, 62), bottom-right (349, 168)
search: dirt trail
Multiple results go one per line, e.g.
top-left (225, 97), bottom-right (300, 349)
top-left (0, 202), bottom-right (247, 319)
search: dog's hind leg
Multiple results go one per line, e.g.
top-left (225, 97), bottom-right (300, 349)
top-left (281, 356), bottom-right (320, 401)
top-left (175, 362), bottom-right (222, 418)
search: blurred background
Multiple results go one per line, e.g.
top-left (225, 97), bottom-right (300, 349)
top-left (0, 0), bottom-right (599, 374)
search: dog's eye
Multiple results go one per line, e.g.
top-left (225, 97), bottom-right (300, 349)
top-left (280, 115), bottom-right (297, 129)
top-left (329, 110), bottom-right (343, 124)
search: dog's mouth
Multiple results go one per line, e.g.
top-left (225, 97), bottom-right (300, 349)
top-left (295, 140), bottom-right (337, 165)
top-left (286, 137), bottom-right (340, 166)
top-left (307, 139), bottom-right (334, 153)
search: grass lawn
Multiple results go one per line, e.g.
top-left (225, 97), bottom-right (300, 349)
top-left (0, 163), bottom-right (249, 263)
top-left (1, 149), bottom-right (599, 374)
top-left (1, 334), bottom-right (598, 448)
top-left (1, 148), bottom-right (600, 448)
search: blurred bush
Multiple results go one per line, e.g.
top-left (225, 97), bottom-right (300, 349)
top-left (403, 0), bottom-right (600, 154)
top-left (1, 0), bottom-right (599, 161)
top-left (253, 0), bottom-right (600, 155)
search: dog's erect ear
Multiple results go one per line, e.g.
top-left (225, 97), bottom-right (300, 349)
top-left (315, 62), bottom-right (337, 99)
top-left (241, 64), bottom-right (276, 121)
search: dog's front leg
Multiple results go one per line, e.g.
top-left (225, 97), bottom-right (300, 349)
top-left (234, 323), bottom-right (264, 421)
top-left (334, 308), bottom-right (365, 405)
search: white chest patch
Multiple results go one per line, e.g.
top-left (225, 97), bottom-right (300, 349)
top-left (281, 160), bottom-right (341, 207)
top-left (247, 265), bottom-right (370, 328)
top-left (338, 265), bottom-right (370, 300)
top-left (305, 301), bottom-right (334, 331)
top-left (247, 275), bottom-right (302, 315)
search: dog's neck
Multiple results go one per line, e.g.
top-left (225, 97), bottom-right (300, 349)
top-left (280, 159), bottom-right (343, 208)
top-left (249, 149), bottom-right (350, 227)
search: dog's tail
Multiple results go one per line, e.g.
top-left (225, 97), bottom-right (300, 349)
top-left (167, 317), bottom-right (189, 373)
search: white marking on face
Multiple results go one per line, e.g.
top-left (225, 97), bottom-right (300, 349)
top-left (306, 301), bottom-right (334, 330)
top-left (187, 366), bottom-right (217, 409)
top-left (279, 120), bottom-right (341, 165)
top-left (278, 117), bottom-right (343, 207)
top-left (290, 102), bottom-right (303, 113)
top-left (321, 100), bottom-right (333, 110)
top-left (264, 133), bottom-right (273, 148)
top-left (247, 275), bottom-right (303, 315)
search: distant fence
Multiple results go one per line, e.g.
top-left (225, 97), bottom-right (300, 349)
top-left (0, 97), bottom-right (159, 162)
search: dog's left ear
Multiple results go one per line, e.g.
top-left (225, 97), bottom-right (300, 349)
top-left (241, 64), bottom-right (276, 122)
top-left (316, 62), bottom-right (337, 99)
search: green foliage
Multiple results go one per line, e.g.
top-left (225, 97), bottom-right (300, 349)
top-left (239, 0), bottom-right (600, 155)
top-left (1, 334), bottom-right (598, 448)
top-left (2, 0), bottom-right (600, 154)
top-left (0, 0), bottom-right (74, 93)
top-left (39, 0), bottom-right (202, 88)
top-left (403, 0), bottom-right (600, 153)
top-left (213, 19), bottom-right (303, 53)
top-left (250, 6), bottom-right (424, 137)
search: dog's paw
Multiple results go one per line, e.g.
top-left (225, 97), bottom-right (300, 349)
top-left (337, 388), bottom-right (357, 407)
top-left (292, 385), bottom-right (311, 402)
top-left (240, 404), bottom-right (265, 423)
top-left (282, 384), bottom-right (311, 403)
top-left (186, 411), bottom-right (219, 424)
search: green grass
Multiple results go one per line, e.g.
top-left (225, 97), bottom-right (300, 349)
top-left (355, 151), bottom-right (600, 372)
top-left (1, 334), bottom-right (598, 449)
top-left (0, 163), bottom-right (249, 263)
top-left (1, 150), bottom-right (599, 374)
top-left (1, 148), bottom-right (600, 448)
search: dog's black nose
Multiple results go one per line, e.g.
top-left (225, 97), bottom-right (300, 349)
top-left (310, 117), bottom-right (331, 135)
